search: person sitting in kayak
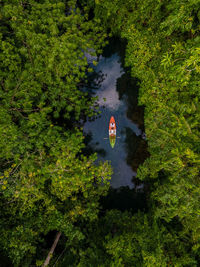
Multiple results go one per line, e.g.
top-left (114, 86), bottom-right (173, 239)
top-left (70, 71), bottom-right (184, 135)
top-left (109, 129), bottom-right (116, 134)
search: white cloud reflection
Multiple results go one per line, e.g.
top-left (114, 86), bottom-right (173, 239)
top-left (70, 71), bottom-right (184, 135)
top-left (96, 54), bottom-right (124, 111)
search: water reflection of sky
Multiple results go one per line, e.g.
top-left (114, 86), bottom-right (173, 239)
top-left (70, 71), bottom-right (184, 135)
top-left (96, 54), bottom-right (123, 111)
top-left (84, 53), bottom-right (142, 188)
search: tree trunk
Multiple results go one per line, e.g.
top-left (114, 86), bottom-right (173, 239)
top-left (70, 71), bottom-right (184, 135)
top-left (43, 231), bottom-right (61, 267)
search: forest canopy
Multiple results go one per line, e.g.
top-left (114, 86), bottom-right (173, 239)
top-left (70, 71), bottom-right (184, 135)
top-left (0, 0), bottom-right (200, 266)
top-left (0, 0), bottom-right (111, 265)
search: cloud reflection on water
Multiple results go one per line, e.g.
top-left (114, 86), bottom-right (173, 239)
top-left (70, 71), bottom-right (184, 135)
top-left (84, 51), bottom-right (143, 189)
top-left (96, 54), bottom-right (124, 111)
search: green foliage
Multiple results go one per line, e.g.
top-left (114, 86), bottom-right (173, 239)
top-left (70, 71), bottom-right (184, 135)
top-left (62, 210), bottom-right (197, 266)
top-left (93, 0), bottom-right (200, 265)
top-left (1, 0), bottom-right (200, 265)
top-left (0, 0), bottom-right (111, 265)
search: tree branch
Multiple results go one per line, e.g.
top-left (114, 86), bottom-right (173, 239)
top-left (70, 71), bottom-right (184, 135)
top-left (43, 231), bottom-right (61, 267)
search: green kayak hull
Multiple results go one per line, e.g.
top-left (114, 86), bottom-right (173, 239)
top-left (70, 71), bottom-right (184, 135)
top-left (109, 135), bottom-right (116, 148)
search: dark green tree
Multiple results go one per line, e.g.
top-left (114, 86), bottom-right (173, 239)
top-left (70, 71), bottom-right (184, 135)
top-left (0, 0), bottom-right (110, 265)
top-left (59, 210), bottom-right (197, 266)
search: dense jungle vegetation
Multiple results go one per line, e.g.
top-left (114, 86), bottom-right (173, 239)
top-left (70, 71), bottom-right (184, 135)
top-left (0, 0), bottom-right (200, 266)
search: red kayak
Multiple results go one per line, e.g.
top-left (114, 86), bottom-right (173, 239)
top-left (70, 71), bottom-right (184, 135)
top-left (109, 116), bottom-right (116, 148)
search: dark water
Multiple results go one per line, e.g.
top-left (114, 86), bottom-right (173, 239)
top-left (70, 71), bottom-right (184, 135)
top-left (84, 40), bottom-right (147, 189)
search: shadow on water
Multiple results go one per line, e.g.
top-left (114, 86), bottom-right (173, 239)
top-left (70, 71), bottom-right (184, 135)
top-left (124, 127), bottom-right (140, 165)
top-left (116, 68), bottom-right (145, 132)
top-left (83, 132), bottom-right (107, 158)
top-left (102, 37), bottom-right (127, 67)
top-left (84, 70), bottom-right (106, 95)
top-left (100, 186), bottom-right (147, 213)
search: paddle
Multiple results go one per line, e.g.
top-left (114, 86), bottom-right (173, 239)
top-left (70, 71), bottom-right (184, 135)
top-left (103, 137), bottom-right (121, 139)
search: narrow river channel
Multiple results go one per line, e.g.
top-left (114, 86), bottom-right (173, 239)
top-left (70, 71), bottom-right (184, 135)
top-left (84, 39), bottom-right (147, 189)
